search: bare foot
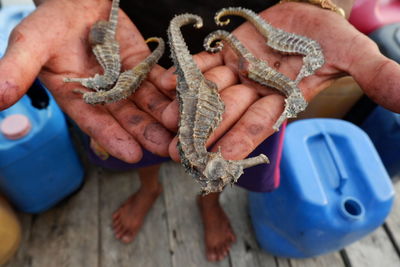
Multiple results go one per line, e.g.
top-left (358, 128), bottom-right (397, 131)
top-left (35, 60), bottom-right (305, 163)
top-left (112, 185), bottom-right (162, 243)
top-left (198, 193), bottom-right (237, 262)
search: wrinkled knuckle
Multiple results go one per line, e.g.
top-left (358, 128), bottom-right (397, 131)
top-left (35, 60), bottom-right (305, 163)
top-left (8, 27), bottom-right (25, 45)
top-left (248, 104), bottom-right (275, 125)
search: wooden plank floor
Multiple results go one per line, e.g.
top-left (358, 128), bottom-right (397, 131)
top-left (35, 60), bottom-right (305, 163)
top-left (4, 160), bottom-right (400, 267)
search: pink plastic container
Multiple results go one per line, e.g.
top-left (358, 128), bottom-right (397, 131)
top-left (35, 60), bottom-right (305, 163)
top-left (349, 0), bottom-right (400, 34)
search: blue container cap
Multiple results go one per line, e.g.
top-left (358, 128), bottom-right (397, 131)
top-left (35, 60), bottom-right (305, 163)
top-left (0, 113), bottom-right (32, 139)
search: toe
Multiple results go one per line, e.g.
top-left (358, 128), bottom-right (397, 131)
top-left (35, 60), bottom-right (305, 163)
top-left (228, 230), bottom-right (237, 243)
top-left (112, 224), bottom-right (121, 236)
top-left (116, 229), bottom-right (130, 240)
top-left (112, 210), bottom-right (121, 220)
top-left (223, 241), bottom-right (230, 252)
top-left (113, 222), bottom-right (124, 235)
top-left (115, 223), bottom-right (129, 239)
top-left (112, 216), bottom-right (121, 228)
top-left (216, 246), bottom-right (228, 261)
top-left (207, 247), bottom-right (218, 262)
top-left (231, 234), bottom-right (237, 243)
top-left (223, 242), bottom-right (231, 255)
top-left (121, 231), bottom-right (136, 244)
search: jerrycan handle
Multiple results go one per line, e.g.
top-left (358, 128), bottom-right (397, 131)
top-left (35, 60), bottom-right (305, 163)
top-left (322, 131), bottom-right (348, 194)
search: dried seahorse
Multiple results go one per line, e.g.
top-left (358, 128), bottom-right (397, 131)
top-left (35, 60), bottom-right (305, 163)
top-left (74, 37), bottom-right (164, 104)
top-left (214, 7), bottom-right (325, 85)
top-left (64, 0), bottom-right (121, 91)
top-left (168, 14), bottom-right (269, 194)
top-left (204, 30), bottom-right (307, 130)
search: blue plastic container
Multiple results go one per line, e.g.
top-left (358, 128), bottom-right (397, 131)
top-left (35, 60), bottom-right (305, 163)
top-left (361, 106), bottom-right (400, 177)
top-left (0, 81), bottom-right (84, 213)
top-left (249, 119), bottom-right (395, 258)
top-left (0, 5), bottom-right (35, 54)
top-left (369, 23), bottom-right (400, 64)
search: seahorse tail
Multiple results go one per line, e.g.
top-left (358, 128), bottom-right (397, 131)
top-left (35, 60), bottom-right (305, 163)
top-left (203, 31), bottom-right (225, 53)
top-left (204, 30), bottom-right (253, 61)
top-left (214, 7), bottom-right (250, 26)
top-left (144, 37), bottom-right (165, 66)
top-left (215, 7), bottom-right (273, 38)
top-left (145, 37), bottom-right (160, 44)
top-left (108, 0), bottom-right (120, 34)
top-left (214, 11), bottom-right (230, 26)
top-left (167, 14), bottom-right (204, 79)
top-left (214, 7), bottom-right (253, 25)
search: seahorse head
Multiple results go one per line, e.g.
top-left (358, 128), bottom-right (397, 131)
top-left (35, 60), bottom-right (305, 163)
top-left (81, 74), bottom-right (110, 91)
top-left (201, 150), bottom-right (244, 194)
top-left (88, 21), bottom-right (110, 45)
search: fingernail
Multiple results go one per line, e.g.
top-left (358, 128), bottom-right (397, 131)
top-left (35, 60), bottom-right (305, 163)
top-left (90, 139), bottom-right (110, 160)
top-left (0, 81), bottom-right (20, 110)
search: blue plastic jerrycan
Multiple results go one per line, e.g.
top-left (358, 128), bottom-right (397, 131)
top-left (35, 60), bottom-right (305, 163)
top-left (0, 81), bottom-right (84, 213)
top-left (361, 106), bottom-right (400, 177)
top-left (369, 23), bottom-right (400, 64)
top-left (0, 5), bottom-right (35, 55)
top-left (249, 119), bottom-right (395, 258)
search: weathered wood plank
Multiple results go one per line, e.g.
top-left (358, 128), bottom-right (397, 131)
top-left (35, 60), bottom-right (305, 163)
top-left (99, 167), bottom-right (171, 267)
top-left (24, 163), bottom-right (100, 267)
top-left (385, 180), bottom-right (400, 252)
top-left (221, 186), bottom-right (276, 267)
top-left (274, 258), bottom-right (291, 267)
top-left (289, 253), bottom-right (345, 267)
top-left (257, 248), bottom-right (346, 267)
top-left (160, 162), bottom-right (230, 267)
top-left (345, 226), bottom-right (400, 267)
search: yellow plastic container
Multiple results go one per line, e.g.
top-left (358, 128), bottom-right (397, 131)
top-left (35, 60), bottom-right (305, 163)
top-left (296, 76), bottom-right (363, 119)
top-left (0, 195), bottom-right (21, 265)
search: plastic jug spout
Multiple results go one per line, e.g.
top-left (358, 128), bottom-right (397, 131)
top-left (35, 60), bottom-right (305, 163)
top-left (340, 197), bottom-right (365, 221)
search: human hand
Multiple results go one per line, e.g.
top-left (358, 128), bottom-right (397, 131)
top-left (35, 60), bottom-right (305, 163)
top-left (0, 0), bottom-right (173, 163)
top-left (157, 2), bottom-right (400, 162)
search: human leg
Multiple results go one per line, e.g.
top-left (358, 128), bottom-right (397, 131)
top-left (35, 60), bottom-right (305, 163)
top-left (198, 192), bottom-right (236, 261)
top-left (112, 164), bottom-right (162, 243)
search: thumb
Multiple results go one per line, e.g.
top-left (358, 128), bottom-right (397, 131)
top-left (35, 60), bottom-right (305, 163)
top-left (345, 37), bottom-right (400, 113)
top-left (0, 25), bottom-right (49, 110)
